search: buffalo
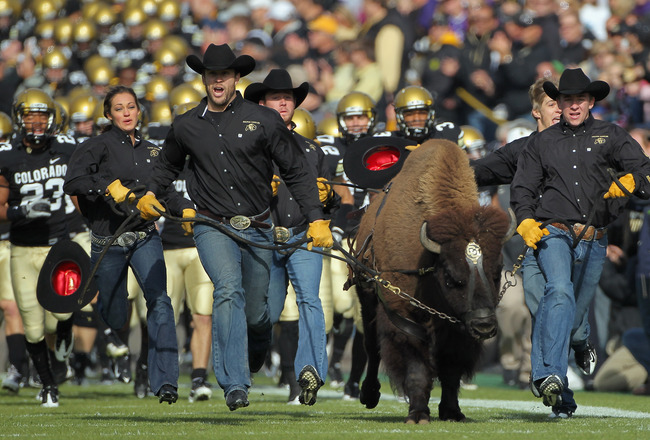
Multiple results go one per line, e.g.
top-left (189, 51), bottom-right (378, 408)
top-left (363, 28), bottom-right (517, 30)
top-left (348, 139), bottom-right (515, 423)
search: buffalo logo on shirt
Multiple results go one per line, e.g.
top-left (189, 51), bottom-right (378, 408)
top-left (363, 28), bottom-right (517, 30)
top-left (243, 121), bottom-right (260, 132)
top-left (148, 146), bottom-right (161, 157)
top-left (593, 136), bottom-right (607, 145)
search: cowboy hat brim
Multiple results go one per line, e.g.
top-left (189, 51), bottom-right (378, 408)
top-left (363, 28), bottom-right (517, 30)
top-left (343, 135), bottom-right (417, 189)
top-left (243, 81), bottom-right (309, 106)
top-left (37, 239), bottom-right (97, 314)
top-left (186, 53), bottom-right (255, 77)
top-left (543, 78), bottom-right (610, 101)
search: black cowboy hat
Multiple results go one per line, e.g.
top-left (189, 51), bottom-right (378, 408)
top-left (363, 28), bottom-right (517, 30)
top-left (37, 239), bottom-right (97, 314)
top-left (343, 135), bottom-right (417, 189)
top-left (186, 43), bottom-right (255, 77)
top-left (243, 69), bottom-right (309, 106)
top-left (543, 68), bottom-right (610, 101)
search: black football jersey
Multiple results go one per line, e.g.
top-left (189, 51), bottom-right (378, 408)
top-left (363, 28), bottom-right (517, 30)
top-left (0, 133), bottom-right (77, 246)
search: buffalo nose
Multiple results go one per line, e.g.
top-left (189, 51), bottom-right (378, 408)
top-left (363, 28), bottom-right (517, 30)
top-left (470, 319), bottom-right (497, 340)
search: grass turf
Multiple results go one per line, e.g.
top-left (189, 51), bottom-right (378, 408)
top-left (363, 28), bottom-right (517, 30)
top-left (1, 373), bottom-right (648, 439)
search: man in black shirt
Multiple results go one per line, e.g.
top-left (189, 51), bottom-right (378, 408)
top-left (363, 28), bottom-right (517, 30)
top-left (511, 68), bottom-right (650, 418)
top-left (144, 44), bottom-right (332, 411)
top-left (245, 68), bottom-right (334, 406)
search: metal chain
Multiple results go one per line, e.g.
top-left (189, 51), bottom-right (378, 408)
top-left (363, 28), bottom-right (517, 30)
top-left (372, 275), bottom-right (462, 325)
top-left (496, 251), bottom-right (526, 303)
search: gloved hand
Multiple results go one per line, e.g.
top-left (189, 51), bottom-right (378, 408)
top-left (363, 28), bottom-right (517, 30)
top-left (405, 144), bottom-right (421, 151)
top-left (181, 208), bottom-right (196, 235)
top-left (516, 218), bottom-right (549, 249)
top-left (107, 179), bottom-right (136, 204)
top-left (271, 175), bottom-right (281, 197)
top-left (331, 226), bottom-right (344, 246)
top-left (604, 173), bottom-right (635, 199)
top-left (306, 219), bottom-right (333, 250)
top-left (136, 194), bottom-right (165, 220)
top-left (6, 198), bottom-right (51, 221)
top-left (316, 177), bottom-right (332, 203)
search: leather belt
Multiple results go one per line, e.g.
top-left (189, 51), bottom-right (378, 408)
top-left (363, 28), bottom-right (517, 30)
top-left (91, 224), bottom-right (155, 247)
top-left (273, 224), bottom-right (308, 243)
top-left (197, 208), bottom-right (272, 230)
top-left (550, 222), bottom-right (607, 241)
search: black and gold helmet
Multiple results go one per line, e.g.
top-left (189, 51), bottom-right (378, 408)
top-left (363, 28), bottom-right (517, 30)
top-left (53, 17), bottom-right (74, 45)
top-left (0, 111), bottom-right (13, 141)
top-left (292, 108), bottom-right (316, 140)
top-left (169, 83), bottom-right (202, 111)
top-left (316, 115), bottom-right (340, 138)
top-left (394, 85), bottom-right (435, 142)
top-left (336, 91), bottom-right (376, 142)
top-left (42, 47), bottom-right (69, 70)
top-left (72, 18), bottom-right (98, 44)
top-left (13, 88), bottom-right (57, 145)
top-left (459, 125), bottom-right (486, 159)
top-left (53, 100), bottom-right (69, 134)
top-left (69, 93), bottom-right (99, 123)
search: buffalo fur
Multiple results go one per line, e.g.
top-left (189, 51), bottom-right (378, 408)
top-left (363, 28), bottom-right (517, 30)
top-left (352, 139), bottom-right (511, 423)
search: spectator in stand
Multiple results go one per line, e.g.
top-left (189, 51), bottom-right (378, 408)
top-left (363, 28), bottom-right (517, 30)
top-left (558, 7), bottom-right (596, 67)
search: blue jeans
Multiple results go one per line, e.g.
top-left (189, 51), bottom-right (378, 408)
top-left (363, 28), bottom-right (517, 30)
top-left (268, 230), bottom-right (328, 379)
top-left (193, 216), bottom-right (274, 396)
top-left (90, 231), bottom-right (178, 394)
top-left (531, 226), bottom-right (607, 412)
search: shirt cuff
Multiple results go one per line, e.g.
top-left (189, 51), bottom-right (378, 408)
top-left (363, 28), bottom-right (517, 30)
top-left (306, 208), bottom-right (325, 223)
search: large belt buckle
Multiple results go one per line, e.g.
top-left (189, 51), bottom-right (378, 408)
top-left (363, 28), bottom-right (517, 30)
top-left (116, 231), bottom-right (137, 247)
top-left (230, 215), bottom-right (251, 230)
top-left (273, 226), bottom-right (290, 243)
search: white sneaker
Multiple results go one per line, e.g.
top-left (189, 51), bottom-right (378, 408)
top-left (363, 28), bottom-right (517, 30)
top-left (40, 386), bottom-right (59, 408)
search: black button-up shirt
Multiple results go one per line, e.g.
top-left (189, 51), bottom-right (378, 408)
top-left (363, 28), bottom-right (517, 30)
top-left (511, 114), bottom-right (650, 227)
top-left (64, 127), bottom-right (191, 236)
top-left (272, 132), bottom-right (330, 228)
top-left (149, 94), bottom-right (324, 222)
top-left (472, 132), bottom-right (536, 186)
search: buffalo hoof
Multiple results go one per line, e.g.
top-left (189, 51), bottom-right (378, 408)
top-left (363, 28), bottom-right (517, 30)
top-left (360, 379), bottom-right (381, 409)
top-left (438, 407), bottom-right (466, 422)
top-left (405, 410), bottom-right (430, 424)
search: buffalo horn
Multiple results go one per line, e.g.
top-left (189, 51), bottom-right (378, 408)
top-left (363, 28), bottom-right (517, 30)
top-left (503, 208), bottom-right (517, 243)
top-left (420, 222), bottom-right (441, 254)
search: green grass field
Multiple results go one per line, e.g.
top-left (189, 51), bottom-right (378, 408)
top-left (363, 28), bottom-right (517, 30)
top-left (1, 373), bottom-right (648, 439)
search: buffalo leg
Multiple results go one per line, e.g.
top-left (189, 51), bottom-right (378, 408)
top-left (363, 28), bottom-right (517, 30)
top-left (438, 373), bottom-right (465, 421)
top-left (404, 359), bottom-right (432, 424)
top-left (357, 282), bottom-right (381, 409)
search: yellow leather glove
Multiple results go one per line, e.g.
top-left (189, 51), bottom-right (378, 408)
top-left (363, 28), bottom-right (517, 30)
top-left (604, 173), bottom-right (635, 199)
top-left (306, 219), bottom-right (333, 250)
top-left (181, 208), bottom-right (196, 235)
top-left (405, 144), bottom-right (421, 151)
top-left (316, 177), bottom-right (332, 203)
top-left (271, 175), bottom-right (281, 197)
top-left (136, 194), bottom-right (165, 220)
top-left (516, 218), bottom-right (549, 249)
top-left (106, 179), bottom-right (136, 203)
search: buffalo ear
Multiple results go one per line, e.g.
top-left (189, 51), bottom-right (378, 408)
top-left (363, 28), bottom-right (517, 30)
top-left (503, 208), bottom-right (517, 243)
top-left (420, 222), bottom-right (441, 254)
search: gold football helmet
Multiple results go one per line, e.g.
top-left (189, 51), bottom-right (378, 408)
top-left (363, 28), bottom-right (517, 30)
top-left (122, 6), bottom-right (147, 27)
top-left (92, 3), bottom-right (117, 27)
top-left (172, 101), bottom-right (199, 118)
top-left (143, 19), bottom-right (168, 41)
top-left (13, 88), bottom-right (57, 144)
top-left (144, 75), bottom-right (172, 101)
top-left (157, 0), bottom-right (180, 22)
top-left (235, 77), bottom-right (251, 96)
top-left (0, 111), bottom-right (13, 142)
top-left (42, 47), bottom-right (69, 70)
top-left (169, 84), bottom-right (202, 110)
top-left (316, 115), bottom-right (340, 138)
top-left (35, 20), bottom-right (56, 39)
top-left (73, 18), bottom-right (98, 43)
top-left (53, 17), bottom-right (74, 45)
top-left (161, 35), bottom-right (189, 60)
top-left (29, 0), bottom-right (58, 22)
top-left (148, 101), bottom-right (172, 126)
top-left (69, 94), bottom-right (99, 123)
top-left (459, 125), bottom-right (486, 159)
top-left (53, 100), bottom-right (69, 134)
top-left (84, 55), bottom-right (115, 86)
top-left (153, 46), bottom-right (183, 69)
top-left (336, 91), bottom-right (376, 142)
top-left (394, 85), bottom-right (435, 142)
top-left (292, 108), bottom-right (316, 140)
top-left (92, 101), bottom-right (110, 132)
top-left (0, 0), bottom-right (20, 20)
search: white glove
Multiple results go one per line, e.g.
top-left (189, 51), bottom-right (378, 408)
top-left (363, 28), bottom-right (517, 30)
top-left (8, 198), bottom-right (51, 220)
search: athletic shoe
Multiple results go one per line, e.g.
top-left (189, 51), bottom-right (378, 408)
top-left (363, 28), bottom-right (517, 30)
top-left (157, 384), bottom-right (178, 404)
top-left (298, 365), bottom-right (323, 406)
top-left (188, 377), bottom-right (212, 403)
top-left (537, 375), bottom-right (563, 407)
top-left (134, 362), bottom-right (152, 399)
top-left (113, 355), bottom-right (132, 384)
top-left (574, 342), bottom-right (597, 376)
top-left (343, 381), bottom-right (360, 400)
top-left (2, 364), bottom-right (23, 393)
top-left (40, 385), bottom-right (59, 408)
top-left (225, 389), bottom-right (249, 411)
top-left (100, 368), bottom-right (115, 385)
top-left (328, 363), bottom-right (344, 388)
top-left (104, 329), bottom-right (129, 358)
top-left (549, 408), bottom-right (573, 419)
top-left (54, 329), bottom-right (74, 362)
